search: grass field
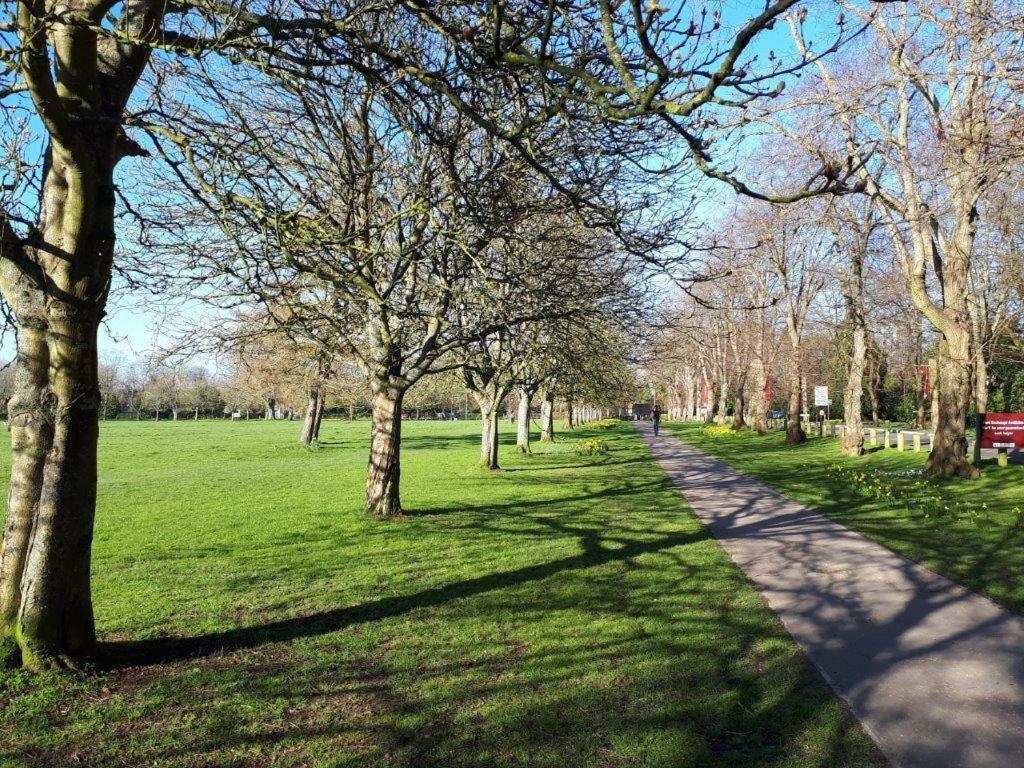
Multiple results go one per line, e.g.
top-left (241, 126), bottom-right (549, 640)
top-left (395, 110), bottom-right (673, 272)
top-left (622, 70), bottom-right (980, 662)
top-left (667, 422), bottom-right (1024, 615)
top-left (0, 419), bottom-right (885, 768)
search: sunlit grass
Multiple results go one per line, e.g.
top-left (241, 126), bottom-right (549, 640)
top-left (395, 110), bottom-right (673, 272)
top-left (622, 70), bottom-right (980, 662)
top-left (0, 420), bottom-right (883, 767)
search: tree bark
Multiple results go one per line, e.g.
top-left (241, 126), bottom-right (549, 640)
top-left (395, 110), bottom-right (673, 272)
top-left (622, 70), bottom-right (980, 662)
top-left (750, 359), bottom-right (769, 434)
top-left (16, 306), bottom-right (101, 669)
top-left (515, 387), bottom-right (533, 453)
top-left (843, 322), bottom-right (867, 457)
top-left (731, 363), bottom-right (748, 430)
top-left (0, 108), bottom-right (132, 667)
top-left (841, 243), bottom-right (867, 457)
top-left (312, 392), bottom-right (324, 440)
top-left (478, 396), bottom-right (501, 469)
top-left (786, 360), bottom-right (806, 445)
top-left (926, 328), bottom-right (977, 478)
top-left (366, 385), bottom-right (404, 517)
top-left (299, 388), bottom-right (320, 445)
top-left (0, 282), bottom-right (51, 666)
top-left (539, 390), bottom-right (555, 442)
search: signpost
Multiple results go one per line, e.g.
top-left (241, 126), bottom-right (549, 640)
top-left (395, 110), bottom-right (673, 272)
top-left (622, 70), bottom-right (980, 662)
top-left (975, 413), bottom-right (1024, 467)
top-left (813, 386), bottom-right (830, 421)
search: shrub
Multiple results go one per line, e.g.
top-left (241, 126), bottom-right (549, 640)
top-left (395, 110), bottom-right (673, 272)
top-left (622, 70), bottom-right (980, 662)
top-left (575, 438), bottom-right (610, 456)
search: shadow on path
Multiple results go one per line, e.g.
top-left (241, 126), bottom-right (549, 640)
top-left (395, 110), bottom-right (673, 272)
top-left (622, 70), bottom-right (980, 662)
top-left (638, 422), bottom-right (1024, 768)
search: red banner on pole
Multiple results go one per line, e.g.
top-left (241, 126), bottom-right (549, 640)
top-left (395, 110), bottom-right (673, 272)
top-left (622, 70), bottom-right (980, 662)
top-left (979, 413), bottom-right (1024, 449)
top-left (917, 365), bottom-right (931, 399)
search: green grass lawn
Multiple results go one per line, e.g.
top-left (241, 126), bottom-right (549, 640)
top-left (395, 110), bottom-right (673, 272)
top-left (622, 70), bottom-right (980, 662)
top-left (0, 419), bottom-right (884, 768)
top-left (666, 422), bottom-right (1024, 615)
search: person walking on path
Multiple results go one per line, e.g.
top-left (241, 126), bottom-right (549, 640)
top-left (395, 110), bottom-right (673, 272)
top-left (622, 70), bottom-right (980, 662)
top-left (652, 406), bottom-right (661, 436)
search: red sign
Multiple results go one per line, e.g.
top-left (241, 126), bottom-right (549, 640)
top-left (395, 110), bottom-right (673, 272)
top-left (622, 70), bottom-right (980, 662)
top-left (917, 365), bottom-right (931, 399)
top-left (979, 413), bottom-right (1024, 449)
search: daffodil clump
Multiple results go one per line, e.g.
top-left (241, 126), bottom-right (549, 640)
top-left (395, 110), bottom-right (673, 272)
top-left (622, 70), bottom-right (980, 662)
top-left (699, 424), bottom-right (742, 438)
top-left (575, 438), bottom-right (610, 455)
top-left (826, 463), bottom-right (990, 524)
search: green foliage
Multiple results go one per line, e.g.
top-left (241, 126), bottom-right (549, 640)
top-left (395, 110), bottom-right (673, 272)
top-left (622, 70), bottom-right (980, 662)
top-left (574, 437), bottom-right (609, 455)
top-left (990, 368), bottom-right (1024, 412)
top-left (0, 421), bottom-right (883, 767)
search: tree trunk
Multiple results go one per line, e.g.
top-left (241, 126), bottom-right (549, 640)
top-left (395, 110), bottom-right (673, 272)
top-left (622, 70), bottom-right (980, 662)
top-left (0, 124), bottom-right (123, 668)
top-left (265, 398), bottom-right (275, 420)
top-left (563, 398), bottom-right (575, 430)
top-left (929, 355), bottom-right (940, 433)
top-left (366, 386), bottom-right (405, 517)
top-left (843, 323), bottom-right (867, 457)
top-left (479, 397), bottom-right (501, 469)
top-left (786, 351), bottom-right (806, 445)
top-left (539, 390), bottom-right (555, 442)
top-left (926, 327), bottom-right (977, 478)
top-left (16, 308), bottom-right (101, 669)
top-left (0, 288), bottom-right (51, 666)
top-left (750, 359), bottom-right (769, 434)
top-left (515, 388), bottom-right (532, 453)
top-left (975, 345), bottom-right (989, 414)
top-left (312, 392), bottom-right (324, 439)
top-left (299, 388), bottom-right (320, 445)
top-left (731, 368), bottom-right (748, 430)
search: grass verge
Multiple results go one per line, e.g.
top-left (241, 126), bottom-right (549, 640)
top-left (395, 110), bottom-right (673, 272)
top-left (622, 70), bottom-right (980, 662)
top-left (0, 420), bottom-right (885, 767)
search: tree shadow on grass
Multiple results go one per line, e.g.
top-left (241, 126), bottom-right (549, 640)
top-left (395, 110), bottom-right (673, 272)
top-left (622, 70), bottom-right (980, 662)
top-left (100, 528), bottom-right (708, 669)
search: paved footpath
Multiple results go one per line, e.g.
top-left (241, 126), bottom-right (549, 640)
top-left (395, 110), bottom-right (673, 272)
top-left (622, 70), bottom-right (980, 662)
top-left (638, 424), bottom-right (1024, 768)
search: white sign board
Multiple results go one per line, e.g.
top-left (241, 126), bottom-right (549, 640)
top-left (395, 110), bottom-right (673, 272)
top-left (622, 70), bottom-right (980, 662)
top-left (814, 386), bottom-right (830, 407)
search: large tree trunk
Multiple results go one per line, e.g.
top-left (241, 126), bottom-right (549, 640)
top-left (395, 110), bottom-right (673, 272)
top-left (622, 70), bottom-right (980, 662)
top-left (841, 246), bottom-right (867, 457)
top-left (515, 387), bottom-right (533, 453)
top-left (843, 323), bottom-right (867, 457)
top-left (0, 281), bottom-right (51, 666)
top-left (299, 388), bottom-right (320, 445)
top-left (17, 308), bottom-right (101, 669)
top-left (0, 122), bottom-right (125, 668)
top-left (539, 390), bottom-right (555, 442)
top-left (366, 385), bottom-right (405, 517)
top-left (927, 326), bottom-right (977, 478)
